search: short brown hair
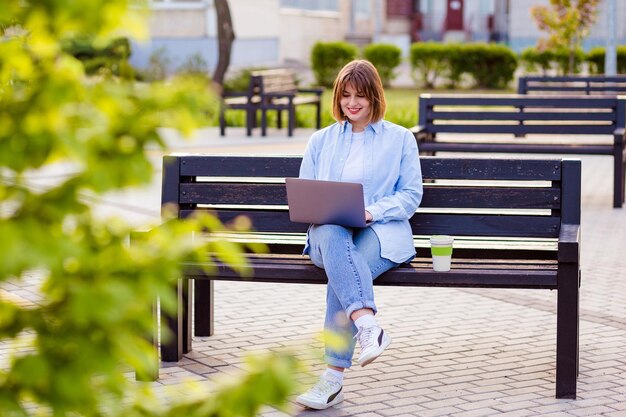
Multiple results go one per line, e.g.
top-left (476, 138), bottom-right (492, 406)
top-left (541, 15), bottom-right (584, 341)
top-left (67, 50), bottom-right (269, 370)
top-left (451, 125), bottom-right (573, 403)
top-left (331, 60), bottom-right (387, 124)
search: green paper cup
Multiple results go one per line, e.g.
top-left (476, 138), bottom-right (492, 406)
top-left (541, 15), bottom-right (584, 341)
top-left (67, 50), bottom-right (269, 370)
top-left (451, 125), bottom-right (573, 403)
top-left (430, 235), bottom-right (454, 272)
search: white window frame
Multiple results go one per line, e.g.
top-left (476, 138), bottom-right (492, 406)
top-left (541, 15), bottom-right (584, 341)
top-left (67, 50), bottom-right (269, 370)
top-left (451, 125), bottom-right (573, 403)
top-left (150, 0), bottom-right (208, 10)
top-left (280, 0), bottom-right (339, 13)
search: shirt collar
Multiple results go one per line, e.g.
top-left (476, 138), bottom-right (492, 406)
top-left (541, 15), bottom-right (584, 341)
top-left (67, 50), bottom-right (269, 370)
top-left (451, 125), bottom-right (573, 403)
top-left (340, 119), bottom-right (383, 134)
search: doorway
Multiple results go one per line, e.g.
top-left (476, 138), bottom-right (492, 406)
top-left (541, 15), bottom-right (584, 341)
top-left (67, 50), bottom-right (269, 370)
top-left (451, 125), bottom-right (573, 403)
top-left (445, 0), bottom-right (464, 30)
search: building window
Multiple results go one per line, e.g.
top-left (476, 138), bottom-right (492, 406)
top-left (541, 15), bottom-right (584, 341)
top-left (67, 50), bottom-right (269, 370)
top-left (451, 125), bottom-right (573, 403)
top-left (387, 0), bottom-right (415, 17)
top-left (354, 0), bottom-right (371, 17)
top-left (280, 0), bottom-right (339, 12)
top-left (150, 0), bottom-right (206, 7)
top-left (151, 0), bottom-right (204, 3)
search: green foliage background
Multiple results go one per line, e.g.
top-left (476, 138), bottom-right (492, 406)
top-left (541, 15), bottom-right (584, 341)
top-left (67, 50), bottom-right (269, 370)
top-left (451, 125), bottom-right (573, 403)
top-left (0, 0), bottom-right (299, 416)
top-left (520, 46), bottom-right (586, 75)
top-left (586, 46), bottom-right (626, 74)
top-left (363, 43), bottom-right (402, 88)
top-left (310, 41), bottom-right (359, 88)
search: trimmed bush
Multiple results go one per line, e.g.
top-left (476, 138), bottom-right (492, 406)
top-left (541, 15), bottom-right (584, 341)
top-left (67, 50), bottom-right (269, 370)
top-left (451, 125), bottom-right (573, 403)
top-left (520, 47), bottom-right (585, 75)
top-left (409, 41), bottom-right (451, 88)
top-left (410, 42), bottom-right (516, 89)
top-left (311, 41), bottom-right (359, 87)
top-left (363, 43), bottom-right (402, 87)
top-left (519, 47), bottom-right (553, 75)
top-left (586, 46), bottom-right (626, 74)
top-left (445, 43), bottom-right (468, 88)
top-left (461, 43), bottom-right (518, 89)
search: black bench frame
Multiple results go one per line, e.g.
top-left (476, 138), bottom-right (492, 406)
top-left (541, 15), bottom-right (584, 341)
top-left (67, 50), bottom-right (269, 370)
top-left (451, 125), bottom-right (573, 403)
top-left (518, 75), bottom-right (626, 96)
top-left (413, 94), bottom-right (626, 208)
top-left (219, 79), bottom-right (260, 137)
top-left (219, 68), bottom-right (323, 137)
top-left (159, 154), bottom-right (582, 399)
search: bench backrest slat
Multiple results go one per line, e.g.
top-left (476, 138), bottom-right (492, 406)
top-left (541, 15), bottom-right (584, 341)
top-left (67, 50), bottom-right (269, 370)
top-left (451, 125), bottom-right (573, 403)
top-left (163, 156), bottom-right (578, 243)
top-left (179, 155), bottom-right (301, 177)
top-left (176, 155), bottom-right (563, 180)
top-left (180, 209), bottom-right (561, 238)
top-left (429, 110), bottom-right (617, 122)
top-left (180, 183), bottom-right (561, 210)
top-left (518, 75), bottom-right (626, 95)
top-left (251, 69), bottom-right (298, 94)
top-left (427, 124), bottom-right (616, 135)
top-left (418, 94), bottom-right (623, 136)
top-left (422, 94), bottom-right (619, 107)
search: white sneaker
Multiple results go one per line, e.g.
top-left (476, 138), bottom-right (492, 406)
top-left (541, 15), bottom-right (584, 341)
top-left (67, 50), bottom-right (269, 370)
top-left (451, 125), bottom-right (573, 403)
top-left (296, 374), bottom-right (344, 410)
top-left (356, 325), bottom-right (391, 367)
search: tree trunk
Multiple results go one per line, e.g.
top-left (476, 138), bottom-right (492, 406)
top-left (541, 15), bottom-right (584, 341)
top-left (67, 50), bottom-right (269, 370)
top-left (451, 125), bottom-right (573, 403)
top-left (568, 38), bottom-right (576, 74)
top-left (213, 0), bottom-right (235, 93)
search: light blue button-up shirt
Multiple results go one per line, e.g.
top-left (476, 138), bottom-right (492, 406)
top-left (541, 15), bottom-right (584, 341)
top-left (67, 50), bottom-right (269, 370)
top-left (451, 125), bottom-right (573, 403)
top-left (299, 119), bottom-right (423, 263)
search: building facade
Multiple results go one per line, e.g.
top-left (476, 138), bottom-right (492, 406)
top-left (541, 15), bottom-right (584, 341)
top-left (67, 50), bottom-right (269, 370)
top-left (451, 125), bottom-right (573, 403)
top-left (130, 0), bottom-right (625, 73)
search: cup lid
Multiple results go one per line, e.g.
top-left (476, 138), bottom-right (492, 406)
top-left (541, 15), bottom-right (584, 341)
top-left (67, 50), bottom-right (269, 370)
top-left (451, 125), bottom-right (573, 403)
top-left (430, 235), bottom-right (454, 245)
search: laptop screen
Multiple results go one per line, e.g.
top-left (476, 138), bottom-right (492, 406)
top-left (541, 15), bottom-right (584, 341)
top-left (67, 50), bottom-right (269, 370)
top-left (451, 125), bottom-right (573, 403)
top-left (285, 178), bottom-right (367, 228)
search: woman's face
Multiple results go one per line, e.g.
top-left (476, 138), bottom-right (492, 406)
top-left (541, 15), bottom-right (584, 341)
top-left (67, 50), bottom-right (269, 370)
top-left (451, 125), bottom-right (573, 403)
top-left (340, 82), bottom-right (371, 132)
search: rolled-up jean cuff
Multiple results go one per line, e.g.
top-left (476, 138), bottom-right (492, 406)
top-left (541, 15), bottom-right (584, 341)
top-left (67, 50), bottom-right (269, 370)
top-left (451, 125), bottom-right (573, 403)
top-left (325, 355), bottom-right (353, 369)
top-left (345, 301), bottom-right (377, 319)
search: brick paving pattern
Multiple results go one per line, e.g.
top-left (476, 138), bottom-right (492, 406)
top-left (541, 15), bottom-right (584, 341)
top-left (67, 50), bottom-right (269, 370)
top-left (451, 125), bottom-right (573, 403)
top-left (2, 128), bottom-right (626, 416)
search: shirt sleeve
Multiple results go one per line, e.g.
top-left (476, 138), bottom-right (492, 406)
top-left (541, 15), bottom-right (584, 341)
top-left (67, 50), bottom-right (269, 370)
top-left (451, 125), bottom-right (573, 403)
top-left (365, 132), bottom-right (423, 223)
top-left (299, 132), bottom-right (318, 180)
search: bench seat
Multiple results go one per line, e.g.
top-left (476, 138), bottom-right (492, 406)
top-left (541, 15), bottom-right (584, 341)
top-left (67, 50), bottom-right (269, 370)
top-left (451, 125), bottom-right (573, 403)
top-left (184, 254), bottom-right (559, 288)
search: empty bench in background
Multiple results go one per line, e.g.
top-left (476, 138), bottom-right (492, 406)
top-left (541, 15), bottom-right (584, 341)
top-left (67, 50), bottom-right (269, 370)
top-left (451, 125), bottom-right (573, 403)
top-left (219, 68), bottom-right (323, 137)
top-left (160, 154), bottom-right (582, 399)
top-left (412, 94), bottom-right (626, 207)
top-left (518, 75), bottom-right (626, 96)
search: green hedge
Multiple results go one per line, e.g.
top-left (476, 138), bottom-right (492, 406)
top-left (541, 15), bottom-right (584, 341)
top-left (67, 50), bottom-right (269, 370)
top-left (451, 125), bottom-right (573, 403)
top-left (409, 41), bottom-right (450, 88)
top-left (410, 42), bottom-right (517, 89)
top-left (586, 46), bottom-right (626, 74)
top-left (519, 47), bottom-right (585, 75)
top-left (311, 41), bottom-right (359, 87)
top-left (457, 43), bottom-right (517, 88)
top-left (363, 43), bottom-right (402, 87)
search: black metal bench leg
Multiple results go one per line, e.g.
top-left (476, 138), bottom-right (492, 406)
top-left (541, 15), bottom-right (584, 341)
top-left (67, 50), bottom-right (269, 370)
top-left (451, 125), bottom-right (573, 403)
top-left (219, 106), bottom-right (226, 136)
top-left (555, 263), bottom-right (579, 399)
top-left (315, 103), bottom-right (321, 129)
top-left (277, 109), bottom-right (283, 130)
top-left (194, 280), bottom-right (214, 336)
top-left (261, 109), bottom-right (268, 137)
top-left (245, 109), bottom-right (255, 137)
top-left (288, 106), bottom-right (295, 137)
top-left (136, 299), bottom-right (159, 381)
top-left (613, 139), bottom-right (625, 207)
top-left (182, 279), bottom-right (192, 353)
top-left (161, 278), bottom-right (185, 362)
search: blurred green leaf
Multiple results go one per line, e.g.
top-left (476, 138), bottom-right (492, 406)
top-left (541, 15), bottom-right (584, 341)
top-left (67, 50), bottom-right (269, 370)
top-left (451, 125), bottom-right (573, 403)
top-left (1, 0), bottom-right (299, 416)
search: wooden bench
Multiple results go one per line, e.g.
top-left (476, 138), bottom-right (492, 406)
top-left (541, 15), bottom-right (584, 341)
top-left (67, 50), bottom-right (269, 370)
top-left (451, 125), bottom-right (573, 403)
top-left (518, 75), bottom-right (626, 96)
top-left (160, 154), bottom-right (582, 399)
top-left (412, 94), bottom-right (626, 207)
top-left (219, 68), bottom-right (323, 137)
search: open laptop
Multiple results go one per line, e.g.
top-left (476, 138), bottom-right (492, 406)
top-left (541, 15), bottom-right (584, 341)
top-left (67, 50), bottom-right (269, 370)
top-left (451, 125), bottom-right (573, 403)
top-left (285, 178), bottom-right (367, 228)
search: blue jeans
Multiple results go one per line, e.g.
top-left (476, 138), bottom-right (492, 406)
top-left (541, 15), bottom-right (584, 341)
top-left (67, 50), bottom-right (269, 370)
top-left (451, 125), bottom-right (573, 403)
top-left (307, 224), bottom-right (399, 369)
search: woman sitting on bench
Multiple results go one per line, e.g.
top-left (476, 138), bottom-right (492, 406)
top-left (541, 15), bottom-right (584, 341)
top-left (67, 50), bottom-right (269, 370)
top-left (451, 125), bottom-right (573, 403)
top-left (296, 60), bottom-right (423, 410)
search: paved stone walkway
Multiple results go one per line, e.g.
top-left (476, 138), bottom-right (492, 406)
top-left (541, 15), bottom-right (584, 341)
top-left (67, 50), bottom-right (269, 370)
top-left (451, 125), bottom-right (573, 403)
top-left (3, 127), bottom-right (626, 416)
